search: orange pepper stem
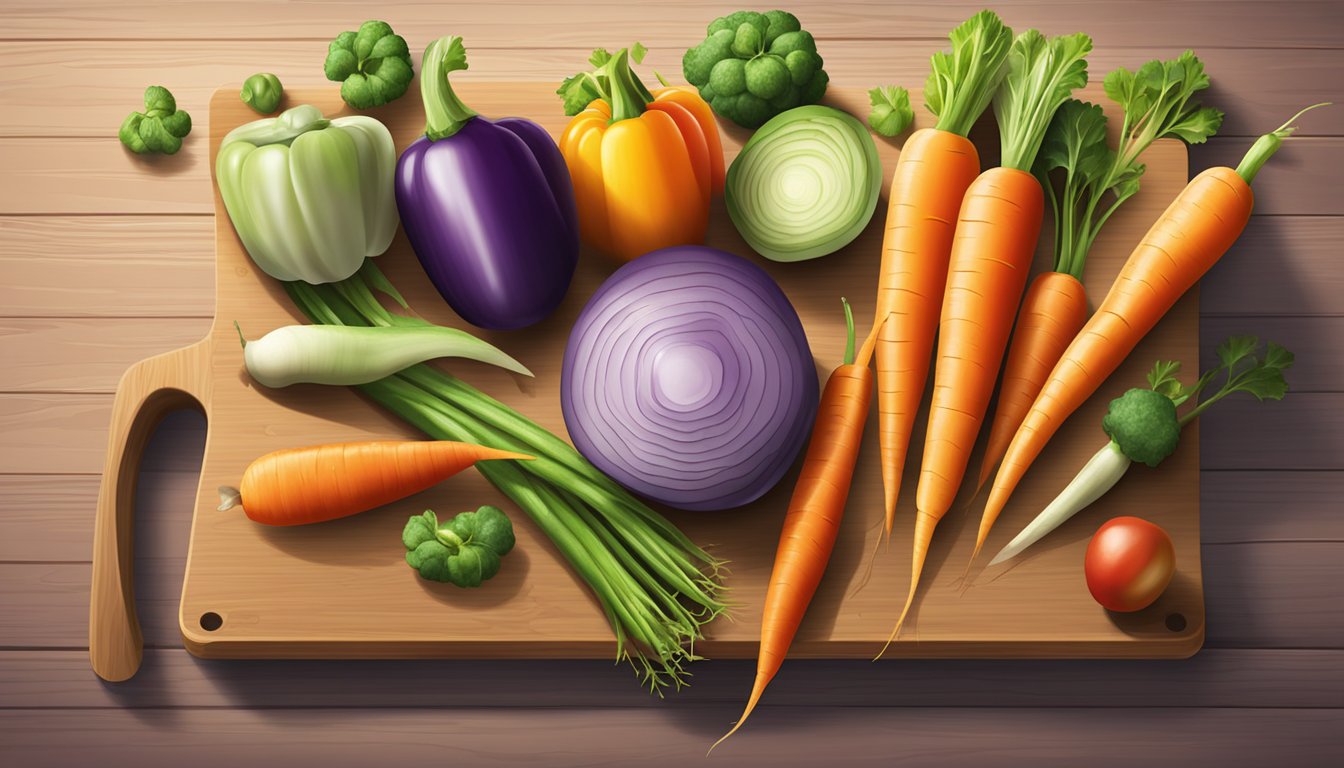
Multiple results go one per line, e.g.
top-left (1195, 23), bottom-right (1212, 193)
top-left (606, 48), bottom-right (652, 123)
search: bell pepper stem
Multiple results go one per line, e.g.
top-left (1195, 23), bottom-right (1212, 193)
top-left (606, 48), bottom-right (652, 124)
top-left (421, 36), bottom-right (479, 141)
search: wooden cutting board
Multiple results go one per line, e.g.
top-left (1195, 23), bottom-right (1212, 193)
top-left (91, 83), bottom-right (1202, 681)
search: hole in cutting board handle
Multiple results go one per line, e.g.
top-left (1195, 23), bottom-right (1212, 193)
top-left (200, 612), bottom-right (224, 632)
top-left (1165, 613), bottom-right (1187, 633)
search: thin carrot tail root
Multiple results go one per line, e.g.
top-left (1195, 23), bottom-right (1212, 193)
top-left (875, 581), bottom-right (919, 661)
top-left (708, 675), bottom-right (768, 754)
top-left (875, 511), bottom-right (934, 660)
top-left (956, 541), bottom-right (986, 596)
top-left (849, 526), bottom-right (886, 597)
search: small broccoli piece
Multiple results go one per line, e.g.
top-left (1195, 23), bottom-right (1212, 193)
top-left (1102, 388), bottom-right (1181, 467)
top-left (402, 507), bottom-right (516, 588)
top-left (118, 85), bottom-right (191, 155)
top-left (240, 73), bottom-right (283, 114)
top-left (683, 10), bottom-right (829, 128)
top-left (324, 20), bottom-right (414, 109)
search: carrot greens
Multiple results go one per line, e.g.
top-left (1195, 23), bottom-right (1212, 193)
top-left (1039, 52), bottom-right (1222, 279)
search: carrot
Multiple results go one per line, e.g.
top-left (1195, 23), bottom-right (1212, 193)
top-left (220, 440), bottom-right (530, 526)
top-left (978, 54), bottom-right (1225, 494)
top-left (871, 10), bottom-right (1012, 535)
top-left (975, 103), bottom-right (1329, 559)
top-left (975, 271), bottom-right (1088, 491)
top-left (713, 300), bottom-right (876, 751)
top-left (883, 30), bottom-right (1091, 652)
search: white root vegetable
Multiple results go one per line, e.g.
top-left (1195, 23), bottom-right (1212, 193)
top-left (240, 322), bottom-right (532, 388)
top-left (988, 440), bottom-right (1132, 566)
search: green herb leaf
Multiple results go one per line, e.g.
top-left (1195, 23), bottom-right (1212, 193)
top-left (630, 42), bottom-right (648, 65)
top-left (1177, 336), bottom-right (1294, 426)
top-left (1147, 359), bottom-right (1183, 397)
top-left (1216, 334), bottom-right (1259, 370)
top-left (557, 72), bottom-right (605, 116)
top-left (867, 85), bottom-right (914, 137)
top-left (588, 48), bottom-right (613, 68)
top-left (1262, 341), bottom-right (1294, 371)
top-left (1107, 51), bottom-right (1222, 175)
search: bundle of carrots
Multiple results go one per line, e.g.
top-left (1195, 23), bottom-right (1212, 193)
top-left (974, 102), bottom-right (1329, 555)
top-left (870, 10), bottom-right (1012, 537)
top-left (975, 51), bottom-right (1224, 500)
top-left (883, 25), bottom-right (1092, 651)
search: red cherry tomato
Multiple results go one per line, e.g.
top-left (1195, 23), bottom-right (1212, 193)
top-left (1084, 516), bottom-right (1176, 612)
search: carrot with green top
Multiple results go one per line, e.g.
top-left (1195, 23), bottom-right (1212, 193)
top-left (975, 103), bottom-right (1330, 563)
top-left (871, 10), bottom-right (1012, 536)
top-left (884, 29), bottom-right (1092, 654)
top-left (977, 53), bottom-right (1224, 494)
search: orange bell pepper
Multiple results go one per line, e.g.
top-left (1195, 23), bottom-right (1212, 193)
top-left (559, 49), bottom-right (725, 261)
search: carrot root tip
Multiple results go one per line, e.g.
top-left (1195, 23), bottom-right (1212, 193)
top-left (217, 486), bottom-right (241, 512)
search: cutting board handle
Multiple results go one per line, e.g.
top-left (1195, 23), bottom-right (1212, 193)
top-left (90, 340), bottom-right (211, 682)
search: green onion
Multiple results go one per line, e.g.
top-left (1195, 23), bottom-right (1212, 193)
top-left (284, 265), bottom-right (727, 692)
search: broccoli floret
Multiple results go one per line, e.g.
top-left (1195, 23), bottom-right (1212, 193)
top-left (324, 20), bottom-right (414, 109)
top-left (732, 22), bottom-right (765, 58)
top-left (768, 30), bottom-right (818, 57)
top-left (762, 10), bottom-right (802, 44)
top-left (683, 10), bottom-right (829, 128)
top-left (1102, 388), bottom-right (1181, 467)
top-left (683, 29), bottom-right (735, 85)
top-left (403, 507), bottom-right (516, 588)
top-left (118, 85), bottom-right (192, 155)
top-left (745, 56), bottom-right (790, 100)
top-left (709, 58), bottom-right (748, 97)
top-left (783, 50), bottom-right (818, 86)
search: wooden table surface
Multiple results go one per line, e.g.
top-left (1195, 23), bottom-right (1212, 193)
top-left (1, 1), bottom-right (1340, 765)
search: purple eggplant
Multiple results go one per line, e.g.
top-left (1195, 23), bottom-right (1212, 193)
top-left (396, 36), bottom-right (579, 330)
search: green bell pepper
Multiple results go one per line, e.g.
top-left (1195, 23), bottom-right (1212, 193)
top-left (215, 104), bottom-right (398, 284)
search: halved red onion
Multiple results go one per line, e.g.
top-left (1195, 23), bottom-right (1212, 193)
top-left (561, 246), bottom-right (818, 511)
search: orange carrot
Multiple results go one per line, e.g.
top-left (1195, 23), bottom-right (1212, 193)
top-left (713, 300), bottom-right (875, 751)
top-left (224, 440), bottom-right (530, 526)
top-left (884, 29), bottom-right (1091, 651)
top-left (979, 55), bottom-right (1225, 495)
top-left (976, 271), bottom-right (1088, 491)
top-left (871, 11), bottom-right (1012, 536)
top-left (975, 105), bottom-right (1328, 559)
top-left (873, 128), bottom-right (981, 533)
